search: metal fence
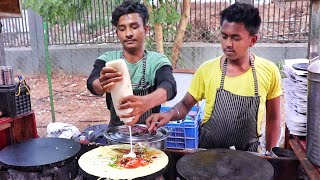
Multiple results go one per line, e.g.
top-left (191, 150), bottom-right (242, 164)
top-left (0, 8), bottom-right (30, 47)
top-left (0, 0), bottom-right (310, 47)
top-left (186, 0), bottom-right (309, 43)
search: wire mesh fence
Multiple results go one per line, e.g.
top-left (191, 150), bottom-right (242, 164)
top-left (0, 0), bottom-right (310, 47)
top-left (0, 0), bottom-right (310, 137)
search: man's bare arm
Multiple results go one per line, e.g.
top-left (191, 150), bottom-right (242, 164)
top-left (265, 96), bottom-right (281, 151)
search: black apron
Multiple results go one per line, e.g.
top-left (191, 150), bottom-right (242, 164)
top-left (199, 56), bottom-right (261, 152)
top-left (109, 53), bottom-right (153, 126)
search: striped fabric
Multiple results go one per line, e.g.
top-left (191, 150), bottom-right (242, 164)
top-left (199, 55), bottom-right (261, 152)
top-left (131, 55), bottom-right (153, 124)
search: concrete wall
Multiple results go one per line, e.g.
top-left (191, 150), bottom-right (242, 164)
top-left (4, 43), bottom-right (308, 75)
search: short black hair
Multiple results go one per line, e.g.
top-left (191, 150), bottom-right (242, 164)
top-left (220, 2), bottom-right (261, 35)
top-left (111, 1), bottom-right (149, 26)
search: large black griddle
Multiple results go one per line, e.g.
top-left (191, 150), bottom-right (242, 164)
top-left (0, 137), bottom-right (81, 171)
top-left (177, 149), bottom-right (274, 180)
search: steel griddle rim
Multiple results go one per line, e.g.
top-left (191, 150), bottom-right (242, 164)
top-left (0, 137), bottom-right (81, 172)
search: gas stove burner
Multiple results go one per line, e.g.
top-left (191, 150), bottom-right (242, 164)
top-left (104, 124), bottom-right (168, 144)
top-left (6, 158), bottom-right (79, 180)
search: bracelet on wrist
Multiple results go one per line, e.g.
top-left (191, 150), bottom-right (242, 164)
top-left (171, 107), bottom-right (181, 120)
top-left (265, 150), bottom-right (272, 156)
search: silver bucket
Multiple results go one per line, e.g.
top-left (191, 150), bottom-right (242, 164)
top-left (307, 59), bottom-right (320, 167)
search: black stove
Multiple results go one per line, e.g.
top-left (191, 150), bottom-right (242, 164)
top-left (0, 137), bottom-right (81, 180)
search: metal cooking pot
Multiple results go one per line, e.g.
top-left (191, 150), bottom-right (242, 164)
top-left (104, 124), bottom-right (169, 149)
top-left (267, 147), bottom-right (300, 180)
top-left (271, 147), bottom-right (297, 158)
top-left (307, 58), bottom-right (320, 167)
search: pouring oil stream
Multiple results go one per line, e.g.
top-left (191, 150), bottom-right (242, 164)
top-left (123, 125), bottom-right (136, 158)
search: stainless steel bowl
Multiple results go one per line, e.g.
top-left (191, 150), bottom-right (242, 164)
top-left (103, 124), bottom-right (169, 149)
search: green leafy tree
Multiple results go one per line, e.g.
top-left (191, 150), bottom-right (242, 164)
top-left (145, 0), bottom-right (190, 68)
top-left (23, 0), bottom-right (93, 122)
top-left (23, 0), bottom-right (92, 25)
top-left (145, 0), bottom-right (180, 54)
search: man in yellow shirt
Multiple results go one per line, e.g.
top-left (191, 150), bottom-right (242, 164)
top-left (146, 2), bottom-right (282, 152)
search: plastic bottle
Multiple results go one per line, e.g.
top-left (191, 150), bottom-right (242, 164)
top-left (105, 59), bottom-right (134, 123)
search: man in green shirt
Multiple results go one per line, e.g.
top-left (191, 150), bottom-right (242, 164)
top-left (87, 1), bottom-right (176, 126)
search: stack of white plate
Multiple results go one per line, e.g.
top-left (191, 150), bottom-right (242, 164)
top-left (282, 59), bottom-right (308, 136)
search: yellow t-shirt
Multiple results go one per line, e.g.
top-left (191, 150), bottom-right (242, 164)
top-left (188, 55), bottom-right (282, 135)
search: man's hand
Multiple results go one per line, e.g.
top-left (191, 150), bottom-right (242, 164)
top-left (146, 112), bottom-right (171, 132)
top-left (99, 67), bottom-right (122, 92)
top-left (118, 95), bottom-right (150, 125)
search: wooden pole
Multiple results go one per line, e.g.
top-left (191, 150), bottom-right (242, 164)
top-left (171, 0), bottom-right (191, 69)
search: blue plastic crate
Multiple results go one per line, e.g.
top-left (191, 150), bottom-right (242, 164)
top-left (161, 103), bottom-right (204, 149)
top-left (164, 119), bottom-right (199, 149)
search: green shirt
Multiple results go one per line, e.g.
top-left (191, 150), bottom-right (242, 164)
top-left (98, 50), bottom-right (171, 90)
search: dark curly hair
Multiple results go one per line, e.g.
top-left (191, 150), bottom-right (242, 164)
top-left (220, 2), bottom-right (261, 35)
top-left (111, 1), bottom-right (149, 26)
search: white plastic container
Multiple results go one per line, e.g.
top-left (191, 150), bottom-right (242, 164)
top-left (105, 59), bottom-right (134, 123)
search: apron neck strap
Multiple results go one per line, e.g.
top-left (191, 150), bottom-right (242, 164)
top-left (138, 52), bottom-right (147, 88)
top-left (121, 51), bottom-right (147, 88)
top-left (221, 55), bottom-right (259, 96)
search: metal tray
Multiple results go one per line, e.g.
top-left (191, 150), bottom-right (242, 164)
top-left (292, 63), bottom-right (309, 71)
top-left (104, 124), bottom-right (169, 144)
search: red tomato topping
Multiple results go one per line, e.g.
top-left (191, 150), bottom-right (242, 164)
top-left (123, 158), bottom-right (150, 169)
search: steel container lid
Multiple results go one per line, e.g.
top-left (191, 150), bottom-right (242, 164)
top-left (308, 60), bottom-right (320, 74)
top-left (104, 124), bottom-right (169, 144)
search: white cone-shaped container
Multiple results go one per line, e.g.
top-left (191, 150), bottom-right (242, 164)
top-left (105, 59), bottom-right (134, 123)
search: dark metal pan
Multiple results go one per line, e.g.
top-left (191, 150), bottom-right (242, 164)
top-left (177, 149), bottom-right (274, 180)
top-left (266, 148), bottom-right (300, 180)
top-left (0, 137), bottom-right (81, 171)
top-left (271, 147), bottom-right (297, 158)
top-left (292, 63), bottom-right (309, 71)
